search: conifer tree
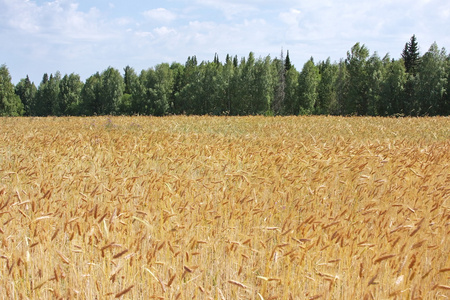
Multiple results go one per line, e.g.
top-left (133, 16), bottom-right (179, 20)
top-left (402, 34), bottom-right (420, 76)
top-left (285, 50), bottom-right (292, 71)
top-left (213, 53), bottom-right (220, 65)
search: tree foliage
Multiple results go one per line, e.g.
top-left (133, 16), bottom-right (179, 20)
top-left (402, 34), bottom-right (420, 76)
top-left (15, 75), bottom-right (36, 116)
top-left (0, 65), bottom-right (23, 116)
top-left (7, 35), bottom-right (450, 117)
top-left (297, 58), bottom-right (320, 115)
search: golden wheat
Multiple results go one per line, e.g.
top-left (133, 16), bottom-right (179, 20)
top-left (0, 116), bottom-right (448, 299)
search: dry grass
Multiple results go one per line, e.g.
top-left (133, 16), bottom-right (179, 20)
top-left (0, 115), bottom-right (449, 299)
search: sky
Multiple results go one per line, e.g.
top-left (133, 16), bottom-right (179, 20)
top-left (1, 0), bottom-right (449, 84)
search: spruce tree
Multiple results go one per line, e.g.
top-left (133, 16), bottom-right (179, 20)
top-left (402, 34), bottom-right (420, 76)
top-left (213, 53), bottom-right (220, 65)
top-left (285, 50), bottom-right (292, 71)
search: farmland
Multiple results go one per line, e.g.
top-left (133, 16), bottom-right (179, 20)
top-left (0, 116), bottom-right (449, 299)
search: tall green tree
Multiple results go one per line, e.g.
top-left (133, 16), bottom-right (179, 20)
top-left (283, 65), bottom-right (299, 115)
top-left (122, 66), bottom-right (140, 115)
top-left (200, 61), bottom-right (227, 114)
top-left (222, 55), bottom-right (235, 114)
top-left (169, 62), bottom-right (185, 114)
top-left (414, 43), bottom-right (448, 115)
top-left (33, 74), bottom-right (50, 116)
top-left (134, 69), bottom-right (151, 115)
top-left (401, 35), bottom-right (422, 115)
top-left (138, 64), bottom-right (173, 116)
top-left (272, 50), bottom-right (285, 115)
top-left (285, 50), bottom-right (292, 71)
top-left (34, 72), bottom-right (61, 116)
top-left (334, 59), bottom-right (349, 115)
top-left (366, 53), bottom-right (387, 116)
top-left (227, 57), bottom-right (242, 115)
top-left (100, 67), bottom-right (124, 115)
top-left (237, 53), bottom-right (256, 114)
top-left (381, 59), bottom-right (407, 115)
top-left (345, 43), bottom-right (370, 115)
top-left (49, 72), bottom-right (62, 116)
top-left (15, 75), bottom-right (36, 116)
top-left (152, 63), bottom-right (173, 116)
top-left (443, 54), bottom-right (450, 115)
top-left (177, 56), bottom-right (200, 114)
top-left (80, 72), bottom-right (102, 115)
top-left (402, 34), bottom-right (421, 76)
top-left (316, 58), bottom-right (338, 115)
top-left (0, 65), bottom-right (24, 116)
top-left (297, 58), bottom-right (320, 115)
top-left (59, 73), bottom-right (83, 115)
top-left (253, 55), bottom-right (273, 115)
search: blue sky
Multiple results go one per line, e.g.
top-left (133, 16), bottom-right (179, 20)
top-left (1, 0), bottom-right (449, 83)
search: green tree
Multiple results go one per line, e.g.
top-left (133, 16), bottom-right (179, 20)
top-left (49, 72), bottom-right (62, 116)
top-left (152, 63), bottom-right (173, 116)
top-left (15, 75), bottom-right (37, 116)
top-left (227, 57), bottom-right (242, 115)
top-left (123, 66), bottom-right (137, 95)
top-left (345, 43), bottom-right (370, 115)
top-left (222, 55), bottom-right (235, 114)
top-left (233, 55), bottom-right (239, 68)
top-left (177, 56), bottom-right (200, 114)
top-left (80, 72), bottom-right (102, 115)
top-left (137, 68), bottom-right (156, 115)
top-left (233, 52), bottom-right (272, 115)
top-left (366, 53), bottom-right (387, 116)
top-left (138, 64), bottom-right (173, 116)
top-left (401, 35), bottom-right (421, 115)
top-left (272, 50), bottom-right (285, 115)
top-left (285, 50), bottom-right (292, 71)
top-left (283, 65), bottom-right (299, 115)
top-left (0, 64), bottom-right (24, 116)
top-left (402, 34), bottom-right (420, 76)
top-left (200, 61), bottom-right (227, 115)
top-left (381, 59), bottom-right (407, 115)
top-left (334, 59), bottom-right (349, 115)
top-left (213, 53), bottom-right (220, 65)
top-left (236, 53), bottom-right (256, 114)
top-left (59, 73), bottom-right (83, 115)
top-left (33, 74), bottom-right (49, 116)
top-left (100, 67), bottom-right (124, 115)
top-left (443, 55), bottom-right (450, 115)
top-left (415, 43), bottom-right (448, 115)
top-left (122, 66), bottom-right (140, 115)
top-left (169, 62), bottom-right (185, 114)
top-left (297, 58), bottom-right (320, 115)
top-left (316, 58), bottom-right (338, 115)
top-left (34, 72), bottom-right (61, 116)
top-left (254, 55), bottom-right (273, 115)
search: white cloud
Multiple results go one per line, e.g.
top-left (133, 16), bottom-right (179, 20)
top-left (194, 0), bottom-right (258, 20)
top-left (153, 26), bottom-right (177, 37)
top-left (143, 8), bottom-right (177, 23)
top-left (0, 0), bottom-right (111, 42)
top-left (135, 31), bottom-right (153, 38)
top-left (1, 0), bottom-right (449, 84)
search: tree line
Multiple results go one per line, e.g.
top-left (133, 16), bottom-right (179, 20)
top-left (1, 35), bottom-right (449, 117)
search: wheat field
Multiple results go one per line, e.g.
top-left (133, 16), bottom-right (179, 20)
top-left (0, 116), bottom-right (449, 299)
